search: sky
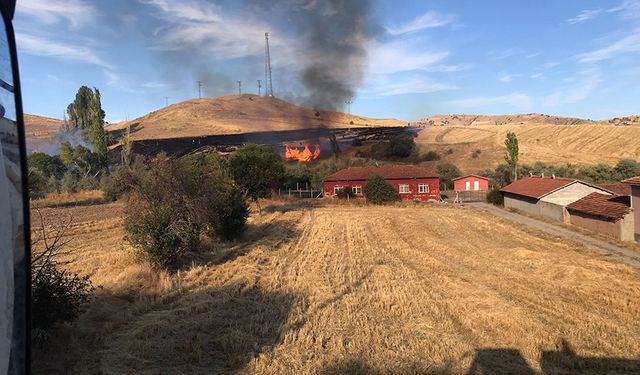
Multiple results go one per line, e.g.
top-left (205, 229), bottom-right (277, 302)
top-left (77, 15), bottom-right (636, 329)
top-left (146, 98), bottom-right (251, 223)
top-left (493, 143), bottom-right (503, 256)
top-left (13, 0), bottom-right (640, 123)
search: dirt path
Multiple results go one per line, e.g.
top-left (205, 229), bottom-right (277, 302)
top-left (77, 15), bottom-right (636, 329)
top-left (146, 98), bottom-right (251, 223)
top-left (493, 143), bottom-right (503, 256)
top-left (469, 202), bottom-right (640, 269)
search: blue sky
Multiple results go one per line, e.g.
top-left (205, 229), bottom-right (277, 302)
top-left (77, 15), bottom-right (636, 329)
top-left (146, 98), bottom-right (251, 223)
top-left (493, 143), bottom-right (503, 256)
top-left (14, 0), bottom-right (640, 122)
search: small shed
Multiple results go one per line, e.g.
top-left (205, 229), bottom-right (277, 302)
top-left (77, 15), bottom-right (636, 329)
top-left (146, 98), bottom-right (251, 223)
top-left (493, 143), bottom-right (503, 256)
top-left (323, 164), bottom-right (440, 201)
top-left (500, 176), bottom-right (613, 222)
top-left (622, 176), bottom-right (640, 241)
top-left (566, 193), bottom-right (634, 241)
top-left (453, 175), bottom-right (490, 191)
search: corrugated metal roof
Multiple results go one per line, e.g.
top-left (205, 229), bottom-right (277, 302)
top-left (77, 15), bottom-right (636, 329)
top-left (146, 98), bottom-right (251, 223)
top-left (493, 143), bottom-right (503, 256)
top-left (500, 176), bottom-right (577, 199)
top-left (566, 193), bottom-right (631, 221)
top-left (323, 165), bottom-right (439, 182)
top-left (622, 176), bottom-right (640, 185)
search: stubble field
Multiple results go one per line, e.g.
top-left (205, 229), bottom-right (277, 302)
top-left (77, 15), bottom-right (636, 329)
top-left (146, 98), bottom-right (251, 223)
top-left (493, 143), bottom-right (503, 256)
top-left (33, 201), bottom-right (640, 374)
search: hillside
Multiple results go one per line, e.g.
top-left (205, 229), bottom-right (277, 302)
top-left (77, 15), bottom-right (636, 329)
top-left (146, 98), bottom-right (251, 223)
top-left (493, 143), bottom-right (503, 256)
top-left (108, 94), bottom-right (406, 141)
top-left (414, 123), bottom-right (640, 173)
top-left (416, 113), bottom-right (640, 127)
top-left (24, 114), bottom-right (64, 152)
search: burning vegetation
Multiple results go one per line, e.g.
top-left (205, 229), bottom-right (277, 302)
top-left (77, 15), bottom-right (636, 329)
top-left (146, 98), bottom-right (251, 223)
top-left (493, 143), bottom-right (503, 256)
top-left (285, 144), bottom-right (320, 162)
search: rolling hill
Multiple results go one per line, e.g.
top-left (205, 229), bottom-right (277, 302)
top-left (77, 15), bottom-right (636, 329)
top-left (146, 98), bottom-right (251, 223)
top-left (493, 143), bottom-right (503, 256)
top-left (24, 114), bottom-right (64, 153)
top-left (108, 94), bottom-right (406, 141)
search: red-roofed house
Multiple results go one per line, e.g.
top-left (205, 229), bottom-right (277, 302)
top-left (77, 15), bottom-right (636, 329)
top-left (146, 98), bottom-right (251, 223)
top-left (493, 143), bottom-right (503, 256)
top-left (622, 176), bottom-right (640, 241)
top-left (500, 176), bottom-right (613, 222)
top-left (323, 165), bottom-right (440, 201)
top-left (566, 193), bottom-right (634, 241)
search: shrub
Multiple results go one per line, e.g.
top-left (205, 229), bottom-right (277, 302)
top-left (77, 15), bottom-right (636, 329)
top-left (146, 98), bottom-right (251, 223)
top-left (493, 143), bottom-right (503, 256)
top-left (387, 135), bottom-right (415, 158)
top-left (28, 168), bottom-right (49, 199)
top-left (28, 152), bottom-right (67, 179)
top-left (423, 151), bottom-right (440, 161)
top-left (60, 171), bottom-right (78, 193)
top-left (364, 174), bottom-right (399, 204)
top-left (486, 189), bottom-right (504, 206)
top-left (336, 188), bottom-right (356, 199)
top-left (32, 264), bottom-right (93, 331)
top-left (124, 154), bottom-right (249, 268)
top-left (78, 175), bottom-right (99, 191)
top-left (471, 149), bottom-right (481, 159)
top-left (446, 148), bottom-right (454, 155)
top-left (351, 138), bottom-right (362, 146)
top-left (436, 163), bottom-right (462, 190)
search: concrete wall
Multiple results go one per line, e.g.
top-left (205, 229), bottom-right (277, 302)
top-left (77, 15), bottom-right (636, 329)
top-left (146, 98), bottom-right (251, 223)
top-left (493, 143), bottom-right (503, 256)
top-left (538, 201), bottom-right (567, 222)
top-left (632, 185), bottom-right (640, 237)
top-left (504, 193), bottom-right (540, 215)
top-left (568, 211), bottom-right (635, 241)
top-left (541, 182), bottom-right (611, 206)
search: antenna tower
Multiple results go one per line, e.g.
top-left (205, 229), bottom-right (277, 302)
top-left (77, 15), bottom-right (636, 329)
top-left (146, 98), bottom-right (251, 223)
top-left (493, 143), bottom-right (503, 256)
top-left (237, 80), bottom-right (242, 95)
top-left (257, 79), bottom-right (262, 96)
top-left (264, 32), bottom-right (274, 97)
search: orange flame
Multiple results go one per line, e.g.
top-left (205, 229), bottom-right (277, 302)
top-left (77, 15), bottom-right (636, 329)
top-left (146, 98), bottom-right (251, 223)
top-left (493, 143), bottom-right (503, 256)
top-left (285, 143), bottom-right (321, 162)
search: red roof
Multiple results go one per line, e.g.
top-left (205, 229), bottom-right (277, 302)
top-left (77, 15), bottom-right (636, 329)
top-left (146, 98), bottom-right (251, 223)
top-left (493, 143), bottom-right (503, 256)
top-left (622, 176), bottom-right (640, 185)
top-left (323, 165), bottom-right (439, 182)
top-left (596, 183), bottom-right (631, 196)
top-left (566, 193), bottom-right (631, 221)
top-left (500, 176), bottom-right (578, 199)
top-left (453, 175), bottom-right (490, 181)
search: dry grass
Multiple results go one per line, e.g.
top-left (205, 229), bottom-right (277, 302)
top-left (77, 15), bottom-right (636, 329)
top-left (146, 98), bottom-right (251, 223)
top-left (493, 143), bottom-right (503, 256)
top-left (31, 190), bottom-right (105, 209)
top-left (108, 94), bottom-right (404, 142)
top-left (32, 202), bottom-right (640, 374)
top-left (415, 124), bottom-right (640, 173)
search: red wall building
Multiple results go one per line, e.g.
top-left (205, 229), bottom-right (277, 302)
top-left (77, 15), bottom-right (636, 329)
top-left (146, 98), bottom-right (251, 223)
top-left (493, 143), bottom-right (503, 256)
top-left (453, 175), bottom-right (489, 191)
top-left (323, 165), bottom-right (440, 201)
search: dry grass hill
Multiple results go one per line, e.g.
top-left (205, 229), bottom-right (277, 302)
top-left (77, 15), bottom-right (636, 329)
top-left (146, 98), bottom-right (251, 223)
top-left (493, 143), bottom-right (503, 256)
top-left (108, 94), bottom-right (405, 141)
top-left (414, 114), bottom-right (640, 174)
top-left (24, 114), bottom-right (64, 152)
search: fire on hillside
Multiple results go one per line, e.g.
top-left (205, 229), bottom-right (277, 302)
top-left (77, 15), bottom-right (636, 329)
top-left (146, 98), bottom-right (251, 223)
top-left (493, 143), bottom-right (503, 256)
top-left (285, 144), bottom-right (320, 162)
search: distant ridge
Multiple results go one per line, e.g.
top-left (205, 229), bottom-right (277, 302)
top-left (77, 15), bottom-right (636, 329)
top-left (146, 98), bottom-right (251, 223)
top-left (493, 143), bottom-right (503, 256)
top-left (415, 114), bottom-right (640, 127)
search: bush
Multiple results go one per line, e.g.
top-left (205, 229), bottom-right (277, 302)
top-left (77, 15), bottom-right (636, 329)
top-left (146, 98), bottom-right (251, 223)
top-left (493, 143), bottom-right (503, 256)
top-left (486, 189), bottom-right (504, 206)
top-left (471, 149), bottom-right (481, 159)
top-left (351, 138), bottom-right (362, 146)
top-left (60, 171), bottom-right (78, 193)
top-left (423, 151), bottom-right (440, 161)
top-left (336, 188), bottom-right (356, 199)
top-left (28, 152), bottom-right (67, 179)
top-left (436, 163), bottom-right (462, 190)
top-left (32, 264), bottom-right (93, 331)
top-left (229, 144), bottom-right (285, 210)
top-left (78, 175), bottom-right (99, 190)
top-left (387, 135), bottom-right (415, 158)
top-left (100, 159), bottom-right (148, 201)
top-left (446, 148), bottom-right (454, 155)
top-left (124, 154), bottom-right (249, 268)
top-left (363, 174), bottom-right (399, 204)
top-left (28, 168), bottom-right (49, 199)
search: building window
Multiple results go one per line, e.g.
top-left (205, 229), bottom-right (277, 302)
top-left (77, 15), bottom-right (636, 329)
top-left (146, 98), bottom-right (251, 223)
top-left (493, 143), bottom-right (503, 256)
top-left (334, 185), bottom-right (344, 195)
top-left (352, 185), bottom-right (362, 195)
top-left (399, 184), bottom-right (410, 194)
top-left (418, 183), bottom-right (429, 193)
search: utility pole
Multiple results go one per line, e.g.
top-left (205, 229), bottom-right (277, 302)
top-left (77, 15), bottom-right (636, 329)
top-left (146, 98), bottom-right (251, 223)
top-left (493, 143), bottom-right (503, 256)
top-left (237, 80), bottom-right (242, 95)
top-left (264, 32), bottom-right (274, 97)
top-left (165, 96), bottom-right (169, 107)
top-left (345, 99), bottom-right (353, 115)
top-left (197, 80), bottom-right (203, 99)
top-left (257, 79), bottom-right (262, 96)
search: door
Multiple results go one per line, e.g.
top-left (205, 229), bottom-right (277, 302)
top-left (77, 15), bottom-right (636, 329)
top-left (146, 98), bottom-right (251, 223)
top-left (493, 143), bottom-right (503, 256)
top-left (474, 181), bottom-right (479, 190)
top-left (465, 181), bottom-right (470, 190)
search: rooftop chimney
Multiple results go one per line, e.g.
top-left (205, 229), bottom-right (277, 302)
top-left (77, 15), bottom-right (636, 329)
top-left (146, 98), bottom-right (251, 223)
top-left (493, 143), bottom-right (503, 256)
top-left (552, 173), bottom-right (556, 179)
top-left (542, 172), bottom-right (545, 178)
top-left (529, 171), bottom-right (533, 177)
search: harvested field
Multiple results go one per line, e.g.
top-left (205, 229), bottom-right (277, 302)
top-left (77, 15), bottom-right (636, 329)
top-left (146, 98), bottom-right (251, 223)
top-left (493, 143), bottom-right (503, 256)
top-left (33, 202), bottom-right (640, 374)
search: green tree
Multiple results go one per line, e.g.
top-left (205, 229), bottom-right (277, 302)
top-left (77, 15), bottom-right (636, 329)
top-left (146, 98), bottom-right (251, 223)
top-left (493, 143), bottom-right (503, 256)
top-left (614, 159), bottom-right (640, 180)
top-left (66, 86), bottom-right (108, 164)
top-left (229, 144), bottom-right (285, 213)
top-left (387, 135), bottom-right (415, 158)
top-left (504, 131), bottom-right (519, 181)
top-left (27, 152), bottom-right (67, 179)
top-left (363, 174), bottom-right (399, 204)
top-left (59, 143), bottom-right (103, 178)
top-left (436, 163), bottom-right (462, 190)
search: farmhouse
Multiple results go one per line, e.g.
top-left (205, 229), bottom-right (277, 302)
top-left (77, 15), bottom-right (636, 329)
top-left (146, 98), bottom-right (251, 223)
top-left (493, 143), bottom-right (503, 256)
top-left (454, 175), bottom-right (489, 191)
top-left (622, 176), bottom-right (640, 241)
top-left (566, 193), bottom-right (634, 241)
top-left (500, 176), bottom-right (612, 222)
top-left (323, 164), bottom-right (440, 201)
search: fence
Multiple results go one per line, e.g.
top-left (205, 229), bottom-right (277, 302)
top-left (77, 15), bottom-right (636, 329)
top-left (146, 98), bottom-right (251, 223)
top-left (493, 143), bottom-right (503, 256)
top-left (442, 189), bottom-right (488, 203)
top-left (276, 189), bottom-right (324, 199)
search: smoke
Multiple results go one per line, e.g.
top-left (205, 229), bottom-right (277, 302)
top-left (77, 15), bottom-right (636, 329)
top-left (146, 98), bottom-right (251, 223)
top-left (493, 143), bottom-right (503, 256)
top-left (35, 128), bottom-right (94, 155)
top-left (132, 0), bottom-right (379, 111)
